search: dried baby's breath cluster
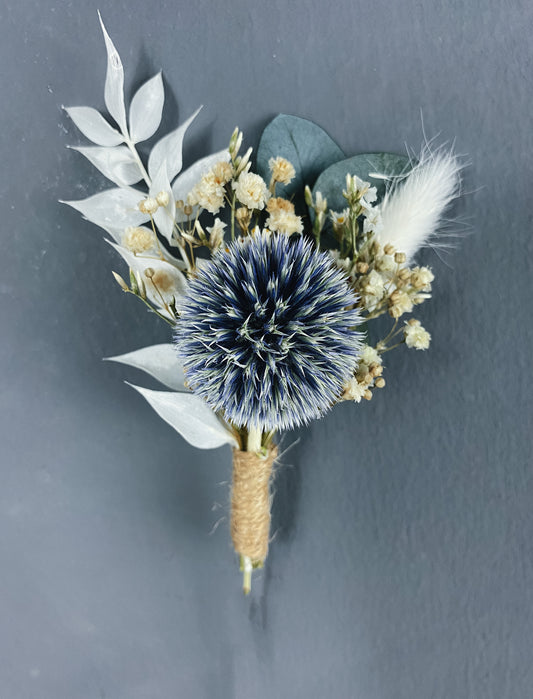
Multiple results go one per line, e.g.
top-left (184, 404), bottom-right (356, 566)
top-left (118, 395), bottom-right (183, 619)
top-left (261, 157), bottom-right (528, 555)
top-left (304, 172), bottom-right (438, 403)
top-left (116, 132), bottom-right (438, 404)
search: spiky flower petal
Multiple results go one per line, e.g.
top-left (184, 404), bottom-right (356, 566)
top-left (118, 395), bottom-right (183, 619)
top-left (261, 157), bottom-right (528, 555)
top-left (175, 232), bottom-right (364, 430)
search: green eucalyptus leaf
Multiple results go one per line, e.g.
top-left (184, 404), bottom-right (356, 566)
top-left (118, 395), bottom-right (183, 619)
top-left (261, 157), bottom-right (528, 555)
top-left (313, 153), bottom-right (411, 214)
top-left (256, 114), bottom-right (344, 216)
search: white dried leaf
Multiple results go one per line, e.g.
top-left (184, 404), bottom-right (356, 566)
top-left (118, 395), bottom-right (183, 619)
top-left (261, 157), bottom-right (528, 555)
top-left (64, 106), bottom-right (124, 146)
top-left (98, 11), bottom-right (127, 135)
top-left (127, 384), bottom-right (237, 449)
top-left (149, 160), bottom-right (176, 243)
top-left (172, 148), bottom-right (230, 222)
top-left (105, 344), bottom-right (187, 391)
top-left (61, 189), bottom-right (148, 230)
top-left (102, 225), bottom-right (124, 243)
top-left (148, 106), bottom-right (202, 182)
top-left (70, 145), bottom-right (142, 186)
top-left (107, 241), bottom-right (188, 306)
top-left (129, 72), bottom-right (165, 143)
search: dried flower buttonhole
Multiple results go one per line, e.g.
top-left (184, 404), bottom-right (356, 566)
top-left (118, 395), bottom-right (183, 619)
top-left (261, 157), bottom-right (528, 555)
top-left (62, 15), bottom-right (464, 593)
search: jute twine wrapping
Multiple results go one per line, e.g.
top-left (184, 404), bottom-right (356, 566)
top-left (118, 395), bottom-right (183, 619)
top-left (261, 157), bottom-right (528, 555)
top-left (230, 446), bottom-right (278, 563)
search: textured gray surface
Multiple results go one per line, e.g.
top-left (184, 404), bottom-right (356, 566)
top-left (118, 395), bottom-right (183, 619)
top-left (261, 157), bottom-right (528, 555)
top-left (1, 0), bottom-right (532, 697)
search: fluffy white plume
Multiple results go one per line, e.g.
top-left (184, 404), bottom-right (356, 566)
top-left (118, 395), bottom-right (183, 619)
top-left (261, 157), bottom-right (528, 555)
top-left (377, 148), bottom-right (462, 261)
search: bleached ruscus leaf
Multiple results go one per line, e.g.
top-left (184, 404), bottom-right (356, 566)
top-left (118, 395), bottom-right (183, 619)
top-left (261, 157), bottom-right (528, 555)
top-left (64, 106), bottom-right (124, 146)
top-left (106, 344), bottom-right (187, 391)
top-left (127, 384), bottom-right (238, 449)
top-left (69, 145), bottom-right (142, 186)
top-left (129, 72), bottom-right (165, 143)
top-left (147, 106), bottom-right (202, 182)
top-left (61, 188), bottom-right (148, 229)
top-left (98, 11), bottom-right (127, 135)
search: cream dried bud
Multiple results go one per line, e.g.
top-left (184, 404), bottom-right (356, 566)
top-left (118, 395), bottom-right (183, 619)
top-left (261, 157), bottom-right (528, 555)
top-left (207, 218), bottom-right (226, 250)
top-left (123, 226), bottom-right (155, 254)
top-left (267, 197), bottom-right (294, 214)
top-left (183, 204), bottom-right (193, 216)
top-left (314, 191), bottom-right (328, 213)
top-left (383, 243), bottom-right (395, 255)
top-left (139, 197), bottom-right (159, 214)
top-left (229, 127), bottom-right (243, 157)
top-left (112, 271), bottom-right (129, 292)
top-left (389, 289), bottom-right (402, 304)
top-left (156, 191), bottom-right (170, 207)
top-left (404, 321), bottom-right (431, 350)
top-left (269, 156), bottom-right (296, 185)
top-left (135, 271), bottom-right (147, 299)
top-left (235, 147), bottom-right (253, 176)
top-left (363, 389), bottom-right (373, 401)
top-left (411, 266), bottom-right (435, 289)
top-left (175, 199), bottom-right (184, 209)
top-left (236, 207), bottom-right (252, 232)
top-left (357, 261), bottom-right (369, 274)
top-left (375, 254), bottom-right (395, 273)
top-left (209, 229), bottom-right (224, 249)
top-left (233, 172), bottom-right (270, 210)
top-left (342, 378), bottom-right (368, 403)
top-left (375, 377), bottom-right (386, 388)
top-left (266, 207), bottom-right (303, 236)
top-left (212, 161), bottom-right (233, 184)
top-left (389, 290), bottom-right (414, 317)
top-left (398, 267), bottom-right (411, 281)
top-left (181, 231), bottom-right (196, 244)
top-left (144, 267), bottom-right (155, 279)
top-left (194, 220), bottom-right (205, 239)
top-left (394, 251), bottom-right (406, 264)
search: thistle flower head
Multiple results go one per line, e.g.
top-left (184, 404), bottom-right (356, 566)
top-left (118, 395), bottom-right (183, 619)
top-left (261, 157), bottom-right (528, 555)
top-left (175, 232), bottom-right (364, 430)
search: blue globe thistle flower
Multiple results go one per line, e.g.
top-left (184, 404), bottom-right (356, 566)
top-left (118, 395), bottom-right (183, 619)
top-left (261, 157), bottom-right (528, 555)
top-left (175, 232), bottom-right (364, 431)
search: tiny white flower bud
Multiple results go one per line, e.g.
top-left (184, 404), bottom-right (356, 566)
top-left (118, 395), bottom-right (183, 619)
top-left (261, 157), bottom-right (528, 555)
top-left (139, 197), bottom-right (159, 214)
top-left (156, 190), bottom-right (170, 207)
top-left (112, 271), bottom-right (129, 292)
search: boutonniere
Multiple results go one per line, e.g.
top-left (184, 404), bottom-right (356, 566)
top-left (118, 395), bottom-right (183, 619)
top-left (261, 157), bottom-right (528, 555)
top-left (62, 14), bottom-right (463, 593)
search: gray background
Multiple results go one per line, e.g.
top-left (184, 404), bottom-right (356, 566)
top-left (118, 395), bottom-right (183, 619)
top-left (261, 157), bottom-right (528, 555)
top-left (1, 0), bottom-right (532, 697)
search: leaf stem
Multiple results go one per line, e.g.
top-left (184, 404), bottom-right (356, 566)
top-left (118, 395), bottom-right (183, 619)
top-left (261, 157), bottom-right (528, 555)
top-left (124, 135), bottom-right (152, 188)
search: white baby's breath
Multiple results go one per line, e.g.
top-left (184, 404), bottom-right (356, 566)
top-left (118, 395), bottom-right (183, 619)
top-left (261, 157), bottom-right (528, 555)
top-left (233, 172), bottom-right (270, 210)
top-left (404, 320), bottom-right (431, 349)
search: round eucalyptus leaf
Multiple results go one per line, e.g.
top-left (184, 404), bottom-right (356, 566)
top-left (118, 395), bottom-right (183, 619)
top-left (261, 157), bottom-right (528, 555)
top-left (256, 114), bottom-right (344, 216)
top-left (312, 152), bottom-right (412, 214)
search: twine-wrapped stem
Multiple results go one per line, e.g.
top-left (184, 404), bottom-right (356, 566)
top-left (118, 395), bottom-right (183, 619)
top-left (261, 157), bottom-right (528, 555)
top-left (231, 426), bottom-right (277, 594)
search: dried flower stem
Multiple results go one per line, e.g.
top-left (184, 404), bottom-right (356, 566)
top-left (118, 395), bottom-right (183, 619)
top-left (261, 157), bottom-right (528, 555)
top-left (242, 425), bottom-right (262, 594)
